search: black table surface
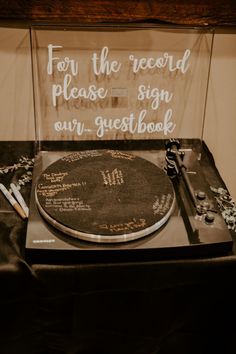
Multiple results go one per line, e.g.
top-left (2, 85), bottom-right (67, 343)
top-left (0, 141), bottom-right (236, 354)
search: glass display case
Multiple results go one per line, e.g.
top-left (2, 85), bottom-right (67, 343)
top-left (25, 25), bottom-right (233, 263)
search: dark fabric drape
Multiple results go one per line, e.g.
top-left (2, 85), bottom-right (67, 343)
top-left (0, 142), bottom-right (235, 354)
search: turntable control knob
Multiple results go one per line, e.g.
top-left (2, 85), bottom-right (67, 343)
top-left (196, 200), bottom-right (209, 215)
top-left (196, 190), bottom-right (206, 200)
top-left (205, 212), bottom-right (215, 224)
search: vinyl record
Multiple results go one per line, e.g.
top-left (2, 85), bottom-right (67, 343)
top-left (35, 150), bottom-right (175, 243)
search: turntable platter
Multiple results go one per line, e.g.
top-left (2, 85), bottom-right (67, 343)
top-left (35, 150), bottom-right (175, 243)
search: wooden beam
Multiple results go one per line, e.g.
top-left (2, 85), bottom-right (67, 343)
top-left (0, 0), bottom-right (236, 27)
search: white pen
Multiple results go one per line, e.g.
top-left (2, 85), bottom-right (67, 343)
top-left (0, 183), bottom-right (27, 219)
top-left (10, 183), bottom-right (29, 218)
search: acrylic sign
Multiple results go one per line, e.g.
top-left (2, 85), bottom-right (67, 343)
top-left (32, 27), bottom-right (212, 141)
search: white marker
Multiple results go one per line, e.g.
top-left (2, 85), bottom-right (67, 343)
top-left (0, 183), bottom-right (27, 219)
top-left (10, 183), bottom-right (29, 218)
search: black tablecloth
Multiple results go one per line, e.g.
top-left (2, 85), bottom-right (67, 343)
top-left (0, 142), bottom-right (236, 354)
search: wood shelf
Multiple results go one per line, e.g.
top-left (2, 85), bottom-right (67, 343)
top-left (0, 0), bottom-right (236, 27)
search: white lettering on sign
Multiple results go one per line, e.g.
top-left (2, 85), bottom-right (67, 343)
top-left (129, 49), bottom-right (191, 74)
top-left (52, 74), bottom-right (108, 106)
top-left (91, 46), bottom-right (122, 76)
top-left (137, 85), bottom-right (173, 110)
top-left (54, 119), bottom-right (85, 136)
top-left (95, 109), bottom-right (176, 138)
top-left (47, 44), bottom-right (78, 76)
top-left (53, 109), bottom-right (176, 138)
top-left (45, 43), bottom-right (192, 139)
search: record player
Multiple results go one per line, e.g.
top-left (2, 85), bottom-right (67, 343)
top-left (25, 25), bottom-right (233, 263)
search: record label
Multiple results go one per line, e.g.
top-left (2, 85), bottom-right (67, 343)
top-left (35, 150), bottom-right (175, 243)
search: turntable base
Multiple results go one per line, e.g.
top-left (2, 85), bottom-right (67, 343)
top-left (25, 141), bottom-right (233, 263)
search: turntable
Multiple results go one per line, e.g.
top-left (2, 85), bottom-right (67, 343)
top-left (25, 25), bottom-right (233, 263)
top-left (35, 149), bottom-right (175, 243)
